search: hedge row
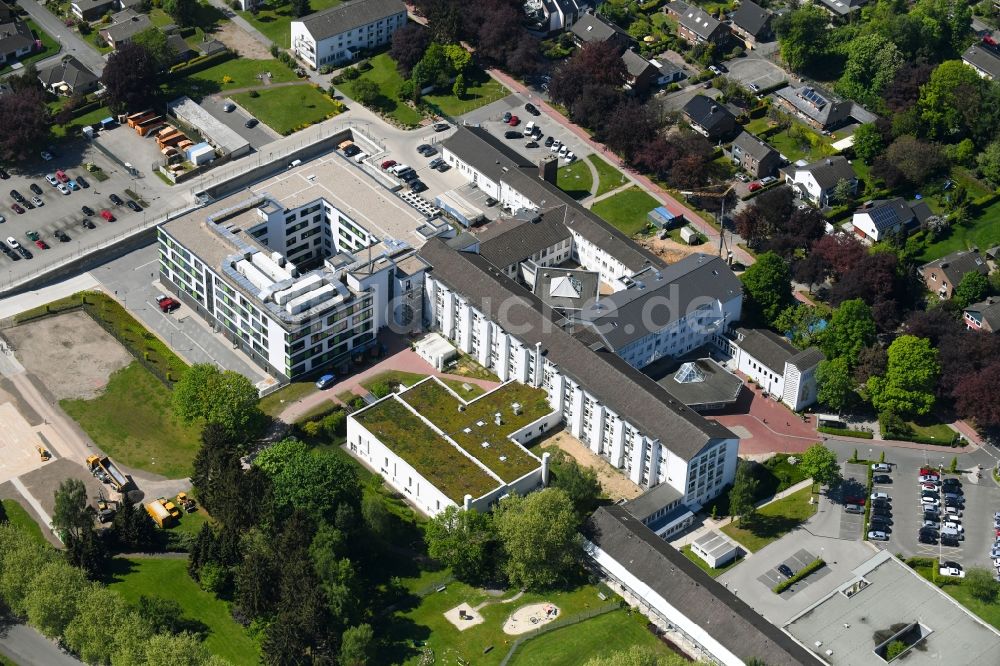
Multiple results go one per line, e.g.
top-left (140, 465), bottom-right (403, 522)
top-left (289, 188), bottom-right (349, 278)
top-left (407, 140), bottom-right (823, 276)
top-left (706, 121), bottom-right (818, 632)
top-left (773, 558), bottom-right (825, 594)
top-left (818, 426), bottom-right (874, 440)
top-left (167, 50), bottom-right (234, 78)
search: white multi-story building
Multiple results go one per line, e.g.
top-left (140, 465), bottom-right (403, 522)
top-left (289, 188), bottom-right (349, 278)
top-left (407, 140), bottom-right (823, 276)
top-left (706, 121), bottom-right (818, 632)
top-left (158, 143), bottom-right (434, 381)
top-left (718, 327), bottom-right (824, 412)
top-left (291, 0), bottom-right (407, 69)
top-left (419, 239), bottom-right (740, 513)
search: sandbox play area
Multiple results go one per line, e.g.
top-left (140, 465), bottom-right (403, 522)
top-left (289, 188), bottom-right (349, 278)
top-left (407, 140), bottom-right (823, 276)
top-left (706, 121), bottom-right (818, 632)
top-left (502, 602), bottom-right (560, 635)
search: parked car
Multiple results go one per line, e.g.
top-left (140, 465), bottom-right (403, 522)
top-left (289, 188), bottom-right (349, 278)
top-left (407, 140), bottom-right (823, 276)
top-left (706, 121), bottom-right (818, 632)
top-left (944, 497), bottom-right (963, 507)
top-left (40, 151), bottom-right (53, 161)
top-left (943, 521), bottom-right (964, 532)
top-left (563, 151), bottom-right (576, 162)
top-left (81, 205), bottom-right (95, 216)
top-left (67, 180), bottom-right (79, 191)
top-left (55, 170), bottom-right (68, 183)
top-left (872, 463), bottom-right (891, 473)
top-left (939, 562), bottom-right (965, 578)
top-left (735, 173), bottom-right (750, 183)
top-left (76, 175), bottom-right (89, 189)
top-left (316, 374), bottom-right (337, 389)
top-left (109, 194), bottom-right (123, 206)
top-left (504, 130), bottom-right (522, 139)
top-left (435, 162), bottom-right (450, 172)
top-left (100, 209), bottom-right (115, 222)
top-left (30, 196), bottom-right (43, 207)
top-left (29, 183), bottom-right (42, 195)
top-left (244, 118), bottom-right (259, 128)
top-left (870, 491), bottom-right (889, 501)
top-left (918, 474), bottom-right (939, 483)
top-left (0, 168), bottom-right (7, 179)
top-left (524, 102), bottom-right (540, 116)
top-left (544, 136), bottom-right (555, 147)
top-left (749, 82), bottom-right (760, 93)
top-left (5, 236), bottom-right (19, 249)
top-left (502, 111), bottom-right (512, 123)
top-left (868, 530), bottom-right (888, 541)
top-left (11, 203), bottom-right (23, 214)
top-left (409, 180), bottom-right (427, 193)
top-left (844, 504), bottom-right (864, 514)
top-left (57, 183), bottom-right (70, 195)
top-left (343, 144), bottom-right (361, 157)
top-left (760, 176), bottom-right (776, 185)
top-left (381, 159), bottom-right (397, 170)
top-left (708, 65), bottom-right (722, 75)
top-left (873, 475), bottom-right (892, 484)
top-left (748, 182), bottom-right (762, 192)
top-left (508, 115), bottom-right (520, 126)
top-left (944, 506), bottom-right (962, 518)
top-left (416, 144), bottom-right (433, 155)
top-left (223, 102), bottom-right (235, 112)
top-left (777, 564), bottom-right (794, 578)
top-left (920, 496), bottom-right (939, 506)
top-left (433, 122), bottom-right (450, 132)
top-left (918, 533), bottom-right (937, 544)
top-left (81, 218), bottom-right (95, 230)
top-left (9, 189), bottom-right (24, 203)
top-left (941, 535), bottom-right (961, 547)
top-left (33, 239), bottom-right (47, 250)
top-left (155, 294), bottom-right (180, 312)
top-left (942, 478), bottom-right (960, 488)
top-left (429, 157), bottom-right (445, 169)
top-left (525, 141), bottom-right (539, 148)
top-left (126, 200), bottom-right (142, 212)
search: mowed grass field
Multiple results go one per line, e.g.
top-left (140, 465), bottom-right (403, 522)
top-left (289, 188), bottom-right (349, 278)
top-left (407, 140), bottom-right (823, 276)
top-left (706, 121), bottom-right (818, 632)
top-left (232, 85), bottom-right (342, 135)
top-left (721, 486), bottom-right (818, 552)
top-left (107, 557), bottom-right (259, 665)
top-left (1, 499), bottom-right (48, 546)
top-left (590, 187), bottom-right (660, 236)
top-left (61, 363), bottom-right (203, 479)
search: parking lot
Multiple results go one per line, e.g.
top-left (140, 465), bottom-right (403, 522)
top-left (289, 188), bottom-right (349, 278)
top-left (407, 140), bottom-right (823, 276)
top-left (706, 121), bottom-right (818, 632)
top-left (0, 134), bottom-right (177, 287)
top-left (459, 93), bottom-right (596, 167)
top-left (721, 53), bottom-right (794, 93)
top-left (755, 548), bottom-right (831, 598)
top-left (204, 94), bottom-right (281, 150)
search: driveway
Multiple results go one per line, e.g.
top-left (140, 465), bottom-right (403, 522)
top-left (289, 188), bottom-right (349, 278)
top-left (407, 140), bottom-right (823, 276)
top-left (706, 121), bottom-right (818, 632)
top-left (204, 94), bottom-right (281, 150)
top-left (721, 53), bottom-right (792, 93)
top-left (16, 0), bottom-right (107, 76)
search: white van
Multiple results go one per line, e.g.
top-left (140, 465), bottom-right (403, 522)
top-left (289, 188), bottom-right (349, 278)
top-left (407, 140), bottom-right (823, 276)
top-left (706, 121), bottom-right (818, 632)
top-left (390, 163), bottom-right (410, 176)
top-left (523, 121), bottom-right (536, 136)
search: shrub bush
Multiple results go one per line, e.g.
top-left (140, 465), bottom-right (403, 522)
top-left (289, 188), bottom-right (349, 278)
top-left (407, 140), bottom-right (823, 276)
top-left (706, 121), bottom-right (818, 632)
top-left (248, 89), bottom-right (259, 98)
top-left (818, 426), bottom-right (874, 439)
top-left (773, 559), bottom-right (825, 593)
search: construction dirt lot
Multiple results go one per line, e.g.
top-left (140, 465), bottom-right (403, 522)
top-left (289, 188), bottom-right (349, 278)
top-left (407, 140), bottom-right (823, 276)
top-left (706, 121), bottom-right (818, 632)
top-left (0, 402), bottom-right (56, 485)
top-left (538, 430), bottom-right (643, 501)
top-left (4, 311), bottom-right (133, 401)
top-left (18, 458), bottom-right (108, 521)
top-left (638, 236), bottom-right (710, 264)
top-left (214, 21), bottom-right (272, 60)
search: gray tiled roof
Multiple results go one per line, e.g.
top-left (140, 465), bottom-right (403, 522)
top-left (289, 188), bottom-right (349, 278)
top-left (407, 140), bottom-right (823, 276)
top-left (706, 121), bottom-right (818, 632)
top-left (71, 0), bottom-right (114, 11)
top-left (776, 85), bottom-right (852, 128)
top-left (622, 482), bottom-right (683, 521)
top-left (298, 0), bottom-right (405, 40)
top-left (100, 10), bottom-right (151, 43)
top-left (570, 11), bottom-right (629, 44)
top-left (962, 44), bottom-right (1000, 79)
top-left (734, 326), bottom-right (799, 372)
top-left (670, 0), bottom-right (723, 40)
top-left (0, 19), bottom-right (33, 54)
top-left (965, 297), bottom-right (1000, 331)
top-left (621, 48), bottom-right (655, 78)
top-left (587, 506), bottom-right (823, 665)
top-left (418, 238), bottom-right (736, 459)
top-left (788, 346), bottom-right (825, 370)
top-left (441, 126), bottom-right (663, 273)
top-left (37, 55), bottom-right (98, 90)
top-left (683, 94), bottom-right (736, 136)
top-left (731, 131), bottom-right (777, 162)
top-left (577, 253), bottom-right (742, 349)
top-left (797, 156), bottom-right (856, 190)
top-left (475, 207), bottom-right (572, 270)
top-left (920, 249), bottom-right (990, 288)
top-left (730, 0), bottom-right (770, 36)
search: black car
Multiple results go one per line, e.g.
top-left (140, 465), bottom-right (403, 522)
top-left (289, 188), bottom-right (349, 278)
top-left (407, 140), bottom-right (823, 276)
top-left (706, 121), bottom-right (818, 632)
top-left (10, 189), bottom-right (24, 203)
top-left (524, 102), bottom-right (540, 116)
top-left (504, 130), bottom-right (521, 139)
top-left (0, 168), bottom-right (8, 179)
top-left (777, 564), bottom-right (794, 578)
top-left (918, 533), bottom-right (937, 545)
top-left (398, 169), bottom-right (418, 182)
top-left (126, 200), bottom-right (142, 212)
top-left (245, 118), bottom-right (259, 128)
top-left (109, 193), bottom-right (124, 206)
top-left (871, 498), bottom-right (890, 508)
top-left (409, 180), bottom-right (427, 193)
top-left (919, 526), bottom-right (939, 536)
top-left (873, 475), bottom-right (891, 484)
top-left (55, 230), bottom-right (70, 242)
top-left (81, 205), bottom-right (95, 217)
top-left (485, 196), bottom-right (498, 207)
top-left (343, 144), bottom-right (361, 157)
top-left (945, 497), bottom-right (964, 507)
top-left (942, 477), bottom-right (960, 486)
top-left (922, 512), bottom-right (939, 522)
top-left (29, 183), bottom-right (42, 195)
top-left (941, 535), bottom-right (961, 547)
top-left (17, 246), bottom-right (31, 260)
top-left (76, 175), bottom-right (89, 189)
top-left (433, 122), bottom-right (449, 132)
top-left (525, 141), bottom-right (539, 148)
top-left (81, 218), bottom-right (95, 230)
top-left (544, 136), bottom-right (554, 147)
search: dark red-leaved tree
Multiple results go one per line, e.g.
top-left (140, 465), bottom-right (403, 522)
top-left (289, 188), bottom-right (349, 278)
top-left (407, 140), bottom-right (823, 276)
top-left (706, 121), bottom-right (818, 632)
top-left (548, 41), bottom-right (625, 108)
top-left (0, 87), bottom-right (50, 162)
top-left (953, 361), bottom-right (1000, 427)
top-left (101, 42), bottom-right (161, 115)
top-left (390, 24), bottom-right (431, 77)
top-left (811, 233), bottom-right (867, 279)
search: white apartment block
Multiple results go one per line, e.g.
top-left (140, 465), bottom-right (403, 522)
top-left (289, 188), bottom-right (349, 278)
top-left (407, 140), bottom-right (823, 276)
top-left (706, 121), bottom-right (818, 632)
top-left (291, 0), bottom-right (407, 69)
top-left (718, 327), bottom-right (824, 412)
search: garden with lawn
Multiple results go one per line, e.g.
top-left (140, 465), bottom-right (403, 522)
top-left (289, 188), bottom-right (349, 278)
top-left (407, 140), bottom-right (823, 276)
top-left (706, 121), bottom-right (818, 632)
top-left (167, 57), bottom-right (300, 100)
top-left (259, 380), bottom-right (320, 417)
top-left (106, 557), bottom-right (260, 665)
top-left (422, 69), bottom-right (508, 117)
top-left (591, 186), bottom-right (661, 236)
top-left (590, 154), bottom-right (626, 196)
top-left (918, 198), bottom-right (1000, 263)
top-left (0, 20), bottom-right (59, 75)
top-left (61, 363), bottom-right (204, 479)
top-left (232, 84), bottom-right (343, 135)
top-left (557, 159), bottom-right (593, 200)
top-left (721, 486), bottom-right (818, 552)
top-left (238, 0), bottom-right (342, 48)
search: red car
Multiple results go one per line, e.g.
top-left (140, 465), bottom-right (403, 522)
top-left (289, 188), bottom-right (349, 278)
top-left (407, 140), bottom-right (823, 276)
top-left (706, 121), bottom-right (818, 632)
top-left (100, 209), bottom-right (115, 222)
top-left (748, 182), bottom-right (762, 192)
top-left (11, 203), bottom-right (24, 214)
top-left (381, 159), bottom-right (397, 170)
top-left (156, 295), bottom-right (180, 312)
top-left (34, 239), bottom-right (48, 250)
top-left (919, 467), bottom-right (938, 476)
top-left (55, 170), bottom-right (69, 183)
top-left (508, 115), bottom-right (520, 126)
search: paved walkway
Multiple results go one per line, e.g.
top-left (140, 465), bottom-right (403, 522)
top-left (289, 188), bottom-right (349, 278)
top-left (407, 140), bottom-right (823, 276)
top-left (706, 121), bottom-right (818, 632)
top-left (584, 181), bottom-right (634, 206)
top-left (487, 68), bottom-right (755, 267)
top-left (278, 347), bottom-right (501, 422)
top-left (0, 273), bottom-right (99, 320)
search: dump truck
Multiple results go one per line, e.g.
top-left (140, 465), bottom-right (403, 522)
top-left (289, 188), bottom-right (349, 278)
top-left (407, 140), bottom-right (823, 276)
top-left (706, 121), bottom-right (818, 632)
top-left (159, 497), bottom-right (181, 519)
top-left (145, 499), bottom-right (175, 528)
top-left (86, 455), bottom-right (130, 491)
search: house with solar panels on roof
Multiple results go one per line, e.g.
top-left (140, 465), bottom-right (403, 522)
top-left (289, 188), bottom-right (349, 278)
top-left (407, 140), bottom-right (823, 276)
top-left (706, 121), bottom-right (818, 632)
top-left (851, 197), bottom-right (933, 243)
top-left (774, 85), bottom-right (852, 131)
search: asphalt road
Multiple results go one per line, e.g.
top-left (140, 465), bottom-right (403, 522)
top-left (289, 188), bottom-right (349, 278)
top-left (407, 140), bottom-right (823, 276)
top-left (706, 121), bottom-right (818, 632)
top-left (0, 623), bottom-right (82, 666)
top-left (201, 95), bottom-right (281, 150)
top-left (16, 0), bottom-right (107, 76)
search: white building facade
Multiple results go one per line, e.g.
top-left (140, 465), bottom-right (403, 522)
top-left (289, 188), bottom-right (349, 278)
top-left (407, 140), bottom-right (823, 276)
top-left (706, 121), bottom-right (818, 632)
top-left (291, 0), bottom-right (407, 69)
top-left (718, 328), bottom-right (824, 412)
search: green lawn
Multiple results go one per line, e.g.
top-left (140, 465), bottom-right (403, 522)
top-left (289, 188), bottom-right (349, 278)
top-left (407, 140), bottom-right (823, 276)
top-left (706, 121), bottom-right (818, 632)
top-left (339, 53), bottom-right (425, 127)
top-left (232, 84), bottom-right (342, 135)
top-left (908, 559), bottom-right (1000, 631)
top-left (591, 186), bottom-right (660, 236)
top-left (61, 363), bottom-right (203, 479)
top-left (1, 499), bottom-right (48, 546)
top-left (510, 609), bottom-right (678, 665)
top-left (423, 70), bottom-right (509, 118)
top-left (721, 486), bottom-right (818, 552)
top-left (107, 557), bottom-right (259, 665)
top-left (556, 159), bottom-right (593, 200)
top-left (383, 580), bottom-right (626, 666)
top-left (238, 0), bottom-right (341, 48)
top-left (449, 352), bottom-right (500, 382)
top-left (259, 380), bottom-right (319, 417)
top-left (0, 20), bottom-right (60, 75)
top-left (589, 154), bottom-right (626, 196)
top-left (905, 419), bottom-right (958, 443)
top-left (52, 104), bottom-right (112, 139)
top-left (164, 505), bottom-right (211, 539)
top-left (919, 198), bottom-right (1000, 262)
top-left (764, 126), bottom-right (836, 163)
top-left (360, 370), bottom-right (428, 392)
top-left (167, 57), bottom-right (300, 100)
top-left (711, 453), bottom-right (813, 517)
top-left (680, 544), bottom-right (742, 578)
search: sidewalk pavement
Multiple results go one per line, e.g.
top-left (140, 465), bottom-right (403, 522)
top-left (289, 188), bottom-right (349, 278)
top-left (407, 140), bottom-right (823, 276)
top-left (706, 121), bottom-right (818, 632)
top-left (486, 68), bottom-right (756, 268)
top-left (0, 273), bottom-right (99, 320)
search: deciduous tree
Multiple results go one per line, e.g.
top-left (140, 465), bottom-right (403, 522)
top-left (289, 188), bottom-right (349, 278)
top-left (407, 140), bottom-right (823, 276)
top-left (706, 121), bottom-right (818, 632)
top-left (101, 42), bottom-right (161, 116)
top-left (851, 123), bottom-right (885, 164)
top-left (0, 86), bottom-right (50, 162)
top-left (289, 0), bottom-right (311, 18)
top-left (494, 488), bottom-right (581, 590)
top-left (52, 478), bottom-right (92, 543)
top-left (254, 438), bottom-right (360, 523)
top-left (800, 442), bottom-right (841, 487)
top-left (966, 567), bottom-right (999, 602)
top-left (162, 0), bottom-right (197, 26)
top-left (339, 624), bottom-right (374, 666)
top-left (817, 357), bottom-right (854, 414)
top-left (774, 4), bottom-right (828, 72)
top-left (729, 459), bottom-right (758, 525)
top-left (390, 24), bottom-right (430, 76)
top-left (867, 335), bottom-right (939, 416)
top-left (132, 26), bottom-right (176, 71)
top-left (740, 251), bottom-right (794, 326)
top-left (425, 505), bottom-right (500, 583)
top-left (822, 299), bottom-right (876, 364)
top-left (953, 361), bottom-right (1000, 427)
top-left (917, 60), bottom-right (988, 140)
top-left (835, 34), bottom-right (903, 110)
top-left (953, 271), bottom-right (990, 308)
top-left (351, 78), bottom-right (381, 107)
top-left (549, 455), bottom-right (601, 519)
top-left (172, 364), bottom-right (263, 438)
